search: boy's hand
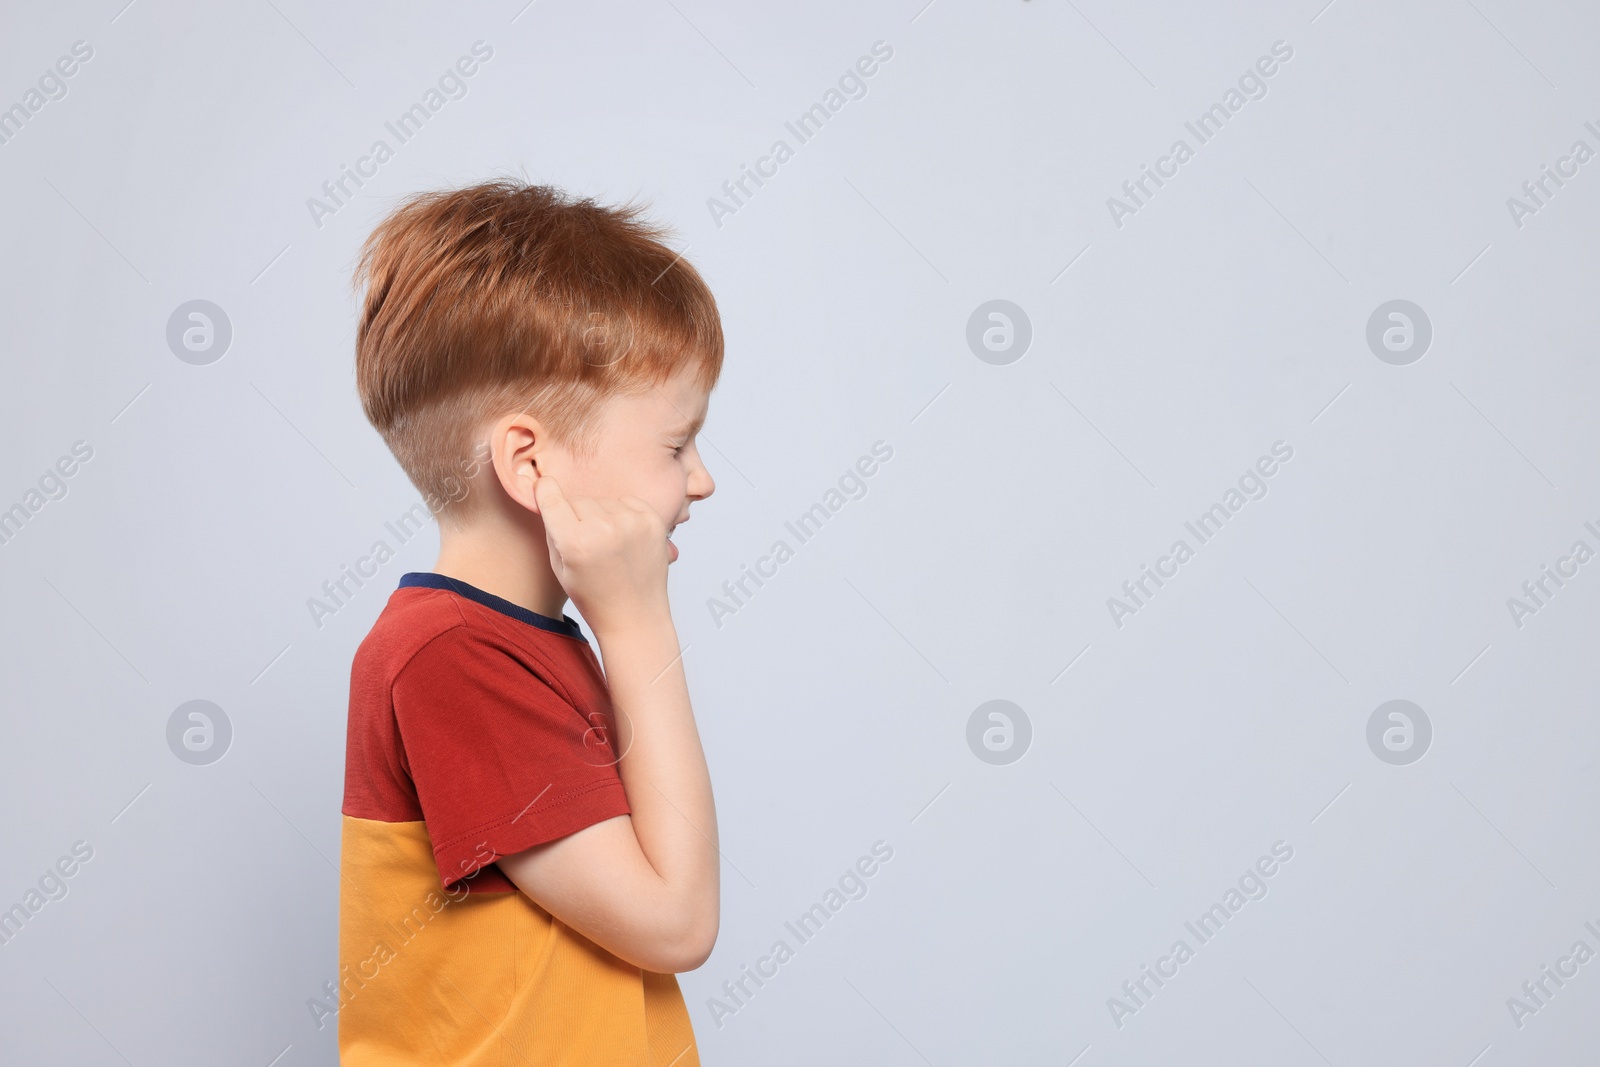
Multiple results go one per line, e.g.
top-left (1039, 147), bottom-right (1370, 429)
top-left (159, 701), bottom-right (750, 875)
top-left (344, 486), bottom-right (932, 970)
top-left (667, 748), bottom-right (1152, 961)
top-left (532, 475), bottom-right (671, 637)
top-left (505, 476), bottom-right (719, 976)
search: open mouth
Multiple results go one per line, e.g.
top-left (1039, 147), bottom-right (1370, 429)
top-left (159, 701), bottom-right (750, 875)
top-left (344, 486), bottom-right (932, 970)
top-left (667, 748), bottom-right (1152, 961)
top-left (668, 516), bottom-right (687, 562)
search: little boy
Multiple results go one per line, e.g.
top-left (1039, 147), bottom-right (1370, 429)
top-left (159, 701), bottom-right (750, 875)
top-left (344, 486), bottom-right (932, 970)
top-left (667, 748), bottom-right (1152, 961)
top-left (337, 180), bottom-right (722, 1065)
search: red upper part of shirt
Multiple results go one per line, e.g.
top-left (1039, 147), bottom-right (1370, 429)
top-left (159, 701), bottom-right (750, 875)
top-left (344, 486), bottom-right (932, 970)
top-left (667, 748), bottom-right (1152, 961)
top-left (342, 572), bottom-right (632, 895)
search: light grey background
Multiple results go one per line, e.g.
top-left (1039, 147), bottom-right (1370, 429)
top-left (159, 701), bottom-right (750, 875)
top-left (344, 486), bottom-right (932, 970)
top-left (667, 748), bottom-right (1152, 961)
top-left (2, 1), bottom-right (1597, 1064)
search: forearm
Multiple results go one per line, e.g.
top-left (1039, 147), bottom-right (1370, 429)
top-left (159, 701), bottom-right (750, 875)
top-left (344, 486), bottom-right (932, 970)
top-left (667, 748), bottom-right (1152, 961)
top-left (596, 610), bottom-right (719, 946)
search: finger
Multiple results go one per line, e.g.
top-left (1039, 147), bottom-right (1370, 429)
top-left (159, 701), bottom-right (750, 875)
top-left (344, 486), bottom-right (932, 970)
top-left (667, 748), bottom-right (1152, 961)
top-left (615, 496), bottom-right (657, 515)
top-left (620, 496), bottom-right (669, 526)
top-left (532, 475), bottom-right (578, 533)
top-left (565, 494), bottom-right (607, 521)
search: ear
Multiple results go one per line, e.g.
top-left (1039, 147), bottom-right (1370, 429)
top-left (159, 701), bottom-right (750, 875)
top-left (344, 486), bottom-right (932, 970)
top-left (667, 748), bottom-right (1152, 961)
top-left (489, 412), bottom-right (545, 514)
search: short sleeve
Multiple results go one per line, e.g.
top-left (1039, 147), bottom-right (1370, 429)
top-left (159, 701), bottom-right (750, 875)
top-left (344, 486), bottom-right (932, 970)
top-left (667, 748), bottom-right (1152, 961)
top-left (391, 626), bottom-right (632, 894)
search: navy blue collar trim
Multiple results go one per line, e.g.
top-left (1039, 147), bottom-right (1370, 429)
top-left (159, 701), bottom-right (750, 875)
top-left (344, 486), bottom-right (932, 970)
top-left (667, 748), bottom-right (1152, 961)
top-left (398, 572), bottom-right (587, 642)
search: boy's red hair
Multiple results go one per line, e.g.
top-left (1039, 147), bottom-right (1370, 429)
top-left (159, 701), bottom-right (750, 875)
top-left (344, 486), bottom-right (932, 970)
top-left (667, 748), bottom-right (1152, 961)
top-left (353, 179), bottom-right (723, 524)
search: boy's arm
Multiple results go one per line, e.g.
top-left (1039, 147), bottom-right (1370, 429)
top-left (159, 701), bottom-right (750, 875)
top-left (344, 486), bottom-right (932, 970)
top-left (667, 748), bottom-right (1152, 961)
top-left (496, 481), bottom-right (719, 974)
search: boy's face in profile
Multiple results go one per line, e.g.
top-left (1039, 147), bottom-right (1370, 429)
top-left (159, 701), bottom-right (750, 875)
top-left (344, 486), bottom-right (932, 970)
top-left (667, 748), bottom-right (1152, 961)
top-left (536, 365), bottom-right (715, 560)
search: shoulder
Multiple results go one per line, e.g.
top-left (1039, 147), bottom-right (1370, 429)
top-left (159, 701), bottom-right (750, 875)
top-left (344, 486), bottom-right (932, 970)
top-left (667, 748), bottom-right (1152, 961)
top-left (352, 583), bottom-right (605, 711)
top-left (350, 585), bottom-right (473, 685)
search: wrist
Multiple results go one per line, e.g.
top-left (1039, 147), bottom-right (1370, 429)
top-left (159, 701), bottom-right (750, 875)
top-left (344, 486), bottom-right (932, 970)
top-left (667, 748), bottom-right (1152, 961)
top-left (589, 603), bottom-right (677, 647)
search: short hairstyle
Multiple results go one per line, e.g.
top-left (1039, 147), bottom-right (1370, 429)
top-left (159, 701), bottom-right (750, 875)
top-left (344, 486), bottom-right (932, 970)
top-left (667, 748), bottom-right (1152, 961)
top-left (353, 179), bottom-right (723, 525)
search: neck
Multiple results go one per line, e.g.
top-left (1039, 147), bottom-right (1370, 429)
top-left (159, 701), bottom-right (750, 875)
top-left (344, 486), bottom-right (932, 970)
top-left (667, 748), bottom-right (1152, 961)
top-left (431, 498), bottom-right (568, 621)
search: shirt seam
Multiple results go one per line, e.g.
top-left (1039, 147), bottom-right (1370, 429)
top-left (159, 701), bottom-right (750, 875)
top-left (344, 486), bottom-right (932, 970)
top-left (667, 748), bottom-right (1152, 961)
top-left (385, 615), bottom-right (587, 718)
top-left (385, 617), bottom-right (472, 693)
top-left (430, 778), bottom-right (628, 856)
top-left (399, 574), bottom-right (589, 643)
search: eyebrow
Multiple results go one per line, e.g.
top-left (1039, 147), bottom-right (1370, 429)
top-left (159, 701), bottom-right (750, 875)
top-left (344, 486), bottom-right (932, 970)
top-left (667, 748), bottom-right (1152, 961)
top-left (673, 410), bottom-right (708, 437)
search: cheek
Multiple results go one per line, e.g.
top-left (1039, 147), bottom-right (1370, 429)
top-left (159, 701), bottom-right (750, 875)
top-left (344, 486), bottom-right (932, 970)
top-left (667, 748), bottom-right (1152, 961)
top-left (541, 455), bottom-right (587, 494)
top-left (548, 449), bottom-right (620, 504)
top-left (650, 461), bottom-right (690, 519)
top-left (660, 462), bottom-right (690, 505)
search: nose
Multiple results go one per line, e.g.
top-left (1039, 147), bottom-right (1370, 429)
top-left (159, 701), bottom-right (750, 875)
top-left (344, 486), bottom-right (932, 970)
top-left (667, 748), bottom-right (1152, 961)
top-left (688, 454), bottom-right (715, 502)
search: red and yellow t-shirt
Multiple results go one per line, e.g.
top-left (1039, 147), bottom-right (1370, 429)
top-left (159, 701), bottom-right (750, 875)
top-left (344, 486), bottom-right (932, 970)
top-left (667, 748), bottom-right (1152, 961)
top-left (338, 571), bottom-right (698, 1066)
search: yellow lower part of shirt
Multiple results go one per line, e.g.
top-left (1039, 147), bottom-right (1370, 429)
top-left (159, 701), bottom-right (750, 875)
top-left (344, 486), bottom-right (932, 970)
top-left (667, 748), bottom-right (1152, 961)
top-left (336, 814), bottom-right (698, 1067)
